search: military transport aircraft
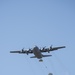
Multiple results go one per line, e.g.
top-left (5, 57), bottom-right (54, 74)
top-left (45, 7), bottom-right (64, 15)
top-left (10, 45), bottom-right (66, 62)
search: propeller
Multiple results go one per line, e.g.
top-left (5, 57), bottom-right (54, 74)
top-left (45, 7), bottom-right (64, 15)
top-left (48, 50), bottom-right (50, 53)
top-left (22, 50), bottom-right (28, 55)
top-left (47, 45), bottom-right (52, 53)
top-left (42, 46), bottom-right (46, 51)
top-left (29, 48), bottom-right (31, 51)
top-left (29, 48), bottom-right (32, 53)
top-left (22, 48), bottom-right (24, 52)
top-left (50, 45), bottom-right (52, 50)
top-left (25, 48), bottom-right (32, 55)
top-left (26, 50), bottom-right (29, 55)
top-left (21, 48), bottom-right (28, 55)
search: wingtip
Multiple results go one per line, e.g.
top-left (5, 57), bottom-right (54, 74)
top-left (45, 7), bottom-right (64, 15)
top-left (63, 46), bottom-right (66, 48)
top-left (10, 51), bottom-right (13, 53)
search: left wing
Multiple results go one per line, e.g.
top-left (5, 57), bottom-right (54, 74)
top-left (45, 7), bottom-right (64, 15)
top-left (10, 49), bottom-right (33, 55)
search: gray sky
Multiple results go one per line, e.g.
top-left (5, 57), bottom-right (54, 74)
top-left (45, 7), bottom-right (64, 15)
top-left (0, 0), bottom-right (75, 75)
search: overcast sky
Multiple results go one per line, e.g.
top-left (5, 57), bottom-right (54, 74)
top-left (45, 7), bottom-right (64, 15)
top-left (0, 0), bottom-right (75, 75)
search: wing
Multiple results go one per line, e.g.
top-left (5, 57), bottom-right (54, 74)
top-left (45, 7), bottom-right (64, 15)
top-left (10, 50), bottom-right (33, 55)
top-left (40, 46), bottom-right (66, 52)
top-left (10, 51), bottom-right (21, 53)
top-left (50, 46), bottom-right (66, 51)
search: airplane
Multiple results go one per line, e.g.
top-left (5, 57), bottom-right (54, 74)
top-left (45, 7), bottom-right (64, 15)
top-left (10, 45), bottom-right (66, 62)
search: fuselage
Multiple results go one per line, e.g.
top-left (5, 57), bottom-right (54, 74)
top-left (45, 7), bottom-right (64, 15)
top-left (33, 46), bottom-right (42, 59)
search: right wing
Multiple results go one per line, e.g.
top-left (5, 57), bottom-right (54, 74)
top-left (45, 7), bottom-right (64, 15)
top-left (10, 50), bottom-right (33, 55)
top-left (10, 51), bottom-right (22, 53)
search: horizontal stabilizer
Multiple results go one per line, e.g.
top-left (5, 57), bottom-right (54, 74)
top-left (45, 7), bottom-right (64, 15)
top-left (42, 55), bottom-right (52, 57)
top-left (30, 56), bottom-right (36, 58)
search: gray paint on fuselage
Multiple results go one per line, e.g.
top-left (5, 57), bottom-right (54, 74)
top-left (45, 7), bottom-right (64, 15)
top-left (33, 46), bottom-right (42, 59)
